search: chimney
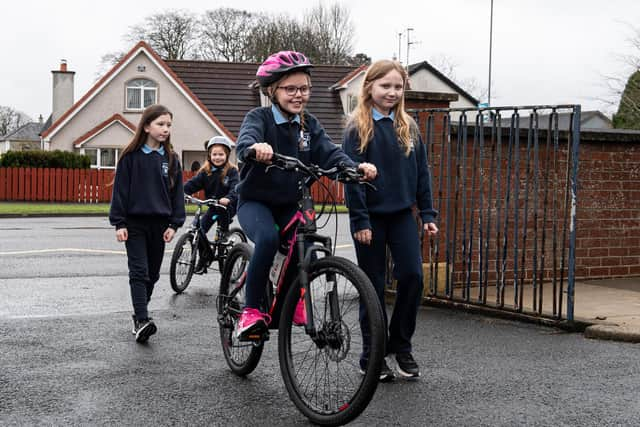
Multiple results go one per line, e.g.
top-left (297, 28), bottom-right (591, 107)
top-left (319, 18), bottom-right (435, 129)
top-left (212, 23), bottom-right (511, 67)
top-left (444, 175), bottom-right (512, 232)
top-left (51, 59), bottom-right (75, 123)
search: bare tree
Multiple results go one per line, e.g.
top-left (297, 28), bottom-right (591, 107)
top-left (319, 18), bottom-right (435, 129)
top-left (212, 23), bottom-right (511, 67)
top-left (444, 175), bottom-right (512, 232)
top-left (246, 13), bottom-right (305, 62)
top-left (199, 8), bottom-right (256, 61)
top-left (302, 3), bottom-right (354, 64)
top-left (126, 10), bottom-right (199, 60)
top-left (0, 106), bottom-right (31, 137)
top-left (428, 54), bottom-right (488, 102)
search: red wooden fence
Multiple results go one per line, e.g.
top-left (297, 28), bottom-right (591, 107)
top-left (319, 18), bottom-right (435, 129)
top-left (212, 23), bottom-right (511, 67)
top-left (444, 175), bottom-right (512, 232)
top-left (0, 168), bottom-right (345, 204)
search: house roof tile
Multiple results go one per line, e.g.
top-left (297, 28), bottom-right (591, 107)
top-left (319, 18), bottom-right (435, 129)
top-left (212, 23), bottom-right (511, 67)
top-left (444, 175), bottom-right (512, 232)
top-left (165, 60), bottom-right (359, 142)
top-left (0, 122), bottom-right (43, 142)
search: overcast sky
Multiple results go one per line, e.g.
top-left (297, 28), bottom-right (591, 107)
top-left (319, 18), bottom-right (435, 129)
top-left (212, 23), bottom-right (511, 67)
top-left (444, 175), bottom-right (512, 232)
top-left (2, 0), bottom-right (640, 121)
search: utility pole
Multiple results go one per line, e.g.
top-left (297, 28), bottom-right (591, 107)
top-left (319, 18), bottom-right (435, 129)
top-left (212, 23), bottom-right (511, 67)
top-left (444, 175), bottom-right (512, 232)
top-left (406, 27), bottom-right (414, 69)
top-left (397, 32), bottom-right (403, 64)
top-left (488, 0), bottom-right (494, 106)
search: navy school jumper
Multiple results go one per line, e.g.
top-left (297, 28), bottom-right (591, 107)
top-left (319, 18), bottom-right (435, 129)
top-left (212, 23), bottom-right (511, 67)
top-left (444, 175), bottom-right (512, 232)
top-left (184, 166), bottom-right (239, 234)
top-left (109, 145), bottom-right (185, 321)
top-left (343, 109), bottom-right (438, 356)
top-left (235, 105), bottom-right (358, 309)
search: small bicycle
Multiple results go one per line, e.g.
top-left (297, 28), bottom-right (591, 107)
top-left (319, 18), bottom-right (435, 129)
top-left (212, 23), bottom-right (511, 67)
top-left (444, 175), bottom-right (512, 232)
top-left (217, 151), bottom-right (385, 426)
top-left (169, 195), bottom-right (247, 293)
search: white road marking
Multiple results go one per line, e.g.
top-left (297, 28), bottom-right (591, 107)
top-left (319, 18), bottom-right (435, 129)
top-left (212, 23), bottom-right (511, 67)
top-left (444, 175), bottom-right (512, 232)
top-left (0, 248), bottom-right (127, 255)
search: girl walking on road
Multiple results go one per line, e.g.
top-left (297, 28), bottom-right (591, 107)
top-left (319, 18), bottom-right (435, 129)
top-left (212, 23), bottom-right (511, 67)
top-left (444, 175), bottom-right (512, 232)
top-left (109, 104), bottom-right (186, 343)
top-left (343, 60), bottom-right (438, 380)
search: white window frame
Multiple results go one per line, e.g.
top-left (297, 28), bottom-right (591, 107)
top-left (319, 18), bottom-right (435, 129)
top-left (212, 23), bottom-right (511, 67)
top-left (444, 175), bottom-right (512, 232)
top-left (125, 78), bottom-right (158, 111)
top-left (82, 147), bottom-right (119, 170)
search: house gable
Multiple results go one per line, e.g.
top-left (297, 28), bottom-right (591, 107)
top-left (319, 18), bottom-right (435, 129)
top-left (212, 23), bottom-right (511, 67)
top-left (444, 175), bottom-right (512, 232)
top-left (408, 61), bottom-right (479, 107)
top-left (73, 114), bottom-right (135, 148)
top-left (42, 41), bottom-right (234, 143)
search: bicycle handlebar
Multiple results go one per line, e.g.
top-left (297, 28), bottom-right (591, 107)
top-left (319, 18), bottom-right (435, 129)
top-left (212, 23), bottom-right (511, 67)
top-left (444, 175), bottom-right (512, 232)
top-left (184, 194), bottom-right (227, 210)
top-left (244, 148), bottom-right (374, 188)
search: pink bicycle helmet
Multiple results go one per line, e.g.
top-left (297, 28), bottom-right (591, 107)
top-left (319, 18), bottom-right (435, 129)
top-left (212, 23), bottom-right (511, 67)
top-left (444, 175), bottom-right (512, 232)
top-left (256, 51), bottom-right (313, 87)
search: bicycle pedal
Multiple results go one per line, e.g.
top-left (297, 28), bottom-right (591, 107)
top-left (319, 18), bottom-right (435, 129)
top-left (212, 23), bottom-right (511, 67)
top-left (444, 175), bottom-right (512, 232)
top-left (239, 331), bottom-right (269, 342)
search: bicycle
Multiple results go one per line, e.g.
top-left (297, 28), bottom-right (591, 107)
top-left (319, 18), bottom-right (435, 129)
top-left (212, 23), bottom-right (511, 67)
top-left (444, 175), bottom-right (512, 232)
top-left (217, 151), bottom-right (385, 426)
top-left (169, 195), bottom-right (247, 293)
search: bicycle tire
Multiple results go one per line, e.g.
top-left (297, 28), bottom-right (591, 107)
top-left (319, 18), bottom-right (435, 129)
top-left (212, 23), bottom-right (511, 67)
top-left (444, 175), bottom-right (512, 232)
top-left (278, 256), bottom-right (384, 426)
top-left (216, 227), bottom-right (248, 272)
top-left (169, 232), bottom-right (196, 293)
top-left (217, 242), bottom-right (264, 376)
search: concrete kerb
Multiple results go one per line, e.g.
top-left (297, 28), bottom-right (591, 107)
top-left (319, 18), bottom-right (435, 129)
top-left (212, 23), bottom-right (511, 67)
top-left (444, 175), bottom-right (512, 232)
top-left (583, 323), bottom-right (640, 343)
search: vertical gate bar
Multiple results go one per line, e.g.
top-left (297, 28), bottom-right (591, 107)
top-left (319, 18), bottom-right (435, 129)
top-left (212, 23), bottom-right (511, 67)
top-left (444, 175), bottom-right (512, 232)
top-left (450, 114), bottom-right (464, 299)
top-left (566, 106), bottom-right (581, 321)
top-left (500, 112), bottom-right (515, 307)
top-left (519, 115), bottom-right (534, 311)
top-left (531, 110), bottom-right (541, 312)
top-left (483, 115), bottom-right (496, 305)
top-left (512, 109), bottom-right (521, 310)
top-left (494, 112), bottom-right (504, 307)
top-left (551, 111), bottom-right (561, 317)
top-left (538, 111), bottom-right (554, 315)
top-left (444, 113), bottom-right (453, 298)
top-left (425, 113), bottom-right (437, 295)
top-left (467, 114), bottom-right (480, 301)
top-left (558, 111), bottom-right (574, 319)
top-left (477, 113), bottom-right (486, 303)
top-left (460, 113), bottom-right (469, 301)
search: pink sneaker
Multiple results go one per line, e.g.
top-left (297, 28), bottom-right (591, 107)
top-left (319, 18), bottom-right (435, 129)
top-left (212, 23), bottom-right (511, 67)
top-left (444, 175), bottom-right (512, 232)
top-left (293, 297), bottom-right (307, 326)
top-left (236, 308), bottom-right (270, 338)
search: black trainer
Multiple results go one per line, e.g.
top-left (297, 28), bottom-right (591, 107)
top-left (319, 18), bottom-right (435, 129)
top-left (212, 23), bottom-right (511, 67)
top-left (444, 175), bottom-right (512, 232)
top-left (359, 358), bottom-right (395, 382)
top-left (135, 318), bottom-right (157, 343)
top-left (131, 314), bottom-right (138, 335)
top-left (395, 352), bottom-right (420, 378)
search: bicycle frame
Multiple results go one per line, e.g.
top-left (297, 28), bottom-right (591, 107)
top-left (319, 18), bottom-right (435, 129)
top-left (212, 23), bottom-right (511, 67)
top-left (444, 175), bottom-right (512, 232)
top-left (186, 195), bottom-right (228, 260)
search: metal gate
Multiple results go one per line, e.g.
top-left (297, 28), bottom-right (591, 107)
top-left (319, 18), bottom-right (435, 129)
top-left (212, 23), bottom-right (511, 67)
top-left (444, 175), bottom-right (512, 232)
top-left (403, 105), bottom-right (581, 324)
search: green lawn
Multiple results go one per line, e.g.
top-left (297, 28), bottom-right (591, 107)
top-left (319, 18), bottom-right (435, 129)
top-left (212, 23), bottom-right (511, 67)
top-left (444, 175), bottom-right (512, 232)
top-left (0, 202), bottom-right (347, 216)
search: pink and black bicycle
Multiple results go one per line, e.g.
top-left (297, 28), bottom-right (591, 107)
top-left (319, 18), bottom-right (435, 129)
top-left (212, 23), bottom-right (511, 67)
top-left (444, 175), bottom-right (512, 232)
top-left (216, 151), bottom-right (385, 426)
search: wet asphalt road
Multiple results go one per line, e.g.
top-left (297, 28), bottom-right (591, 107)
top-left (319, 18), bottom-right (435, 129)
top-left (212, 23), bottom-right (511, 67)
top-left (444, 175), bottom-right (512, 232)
top-left (1, 216), bottom-right (640, 426)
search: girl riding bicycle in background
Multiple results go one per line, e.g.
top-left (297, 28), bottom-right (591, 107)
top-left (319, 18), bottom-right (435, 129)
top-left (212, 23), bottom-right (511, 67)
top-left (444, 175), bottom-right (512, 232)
top-left (343, 60), bottom-right (439, 380)
top-left (184, 136), bottom-right (239, 270)
top-left (234, 50), bottom-right (377, 339)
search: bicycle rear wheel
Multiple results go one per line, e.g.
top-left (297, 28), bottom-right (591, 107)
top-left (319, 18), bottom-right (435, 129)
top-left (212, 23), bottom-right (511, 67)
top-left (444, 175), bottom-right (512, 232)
top-left (217, 242), bottom-right (264, 376)
top-left (278, 256), bottom-right (384, 426)
top-left (169, 232), bottom-right (196, 293)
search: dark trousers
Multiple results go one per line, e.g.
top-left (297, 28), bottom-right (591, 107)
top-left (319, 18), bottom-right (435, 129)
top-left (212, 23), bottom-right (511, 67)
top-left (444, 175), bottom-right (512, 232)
top-left (237, 200), bottom-right (297, 309)
top-left (125, 216), bottom-right (168, 321)
top-left (200, 205), bottom-right (235, 235)
top-left (355, 209), bottom-right (423, 359)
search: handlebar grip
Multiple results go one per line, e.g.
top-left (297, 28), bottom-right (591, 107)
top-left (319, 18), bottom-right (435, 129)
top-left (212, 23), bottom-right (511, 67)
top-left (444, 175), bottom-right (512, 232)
top-left (245, 148), bottom-right (257, 160)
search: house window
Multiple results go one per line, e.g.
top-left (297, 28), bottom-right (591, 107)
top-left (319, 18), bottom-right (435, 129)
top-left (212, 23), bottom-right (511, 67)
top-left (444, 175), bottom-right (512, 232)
top-left (126, 79), bottom-right (157, 110)
top-left (84, 148), bottom-right (119, 169)
top-left (347, 94), bottom-right (358, 113)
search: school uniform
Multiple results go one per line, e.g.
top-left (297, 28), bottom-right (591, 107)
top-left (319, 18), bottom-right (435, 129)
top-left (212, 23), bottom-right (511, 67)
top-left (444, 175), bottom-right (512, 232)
top-left (184, 166), bottom-right (239, 234)
top-left (109, 144), bottom-right (185, 321)
top-left (343, 109), bottom-right (437, 358)
top-left (235, 105), bottom-right (357, 308)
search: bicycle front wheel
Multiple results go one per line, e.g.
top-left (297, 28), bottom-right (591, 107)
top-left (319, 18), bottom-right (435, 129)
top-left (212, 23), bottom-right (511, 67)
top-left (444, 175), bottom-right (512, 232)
top-left (217, 242), bottom-right (264, 376)
top-left (278, 256), bottom-right (384, 426)
top-left (169, 232), bottom-right (196, 293)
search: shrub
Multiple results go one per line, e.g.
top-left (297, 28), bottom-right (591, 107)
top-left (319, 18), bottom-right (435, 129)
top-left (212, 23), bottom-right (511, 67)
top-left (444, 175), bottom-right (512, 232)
top-left (0, 150), bottom-right (91, 168)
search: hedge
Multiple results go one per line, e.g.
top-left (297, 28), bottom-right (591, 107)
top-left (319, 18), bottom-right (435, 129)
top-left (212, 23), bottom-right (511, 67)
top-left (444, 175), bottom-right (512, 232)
top-left (0, 150), bottom-right (91, 169)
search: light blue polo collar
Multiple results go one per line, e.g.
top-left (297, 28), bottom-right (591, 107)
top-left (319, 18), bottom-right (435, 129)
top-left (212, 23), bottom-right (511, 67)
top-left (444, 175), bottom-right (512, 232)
top-left (141, 144), bottom-right (165, 155)
top-left (372, 108), bottom-right (395, 122)
top-left (272, 104), bottom-right (301, 125)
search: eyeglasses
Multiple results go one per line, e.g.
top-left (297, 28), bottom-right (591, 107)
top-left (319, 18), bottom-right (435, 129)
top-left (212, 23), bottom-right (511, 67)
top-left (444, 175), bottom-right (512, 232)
top-left (277, 85), bottom-right (312, 96)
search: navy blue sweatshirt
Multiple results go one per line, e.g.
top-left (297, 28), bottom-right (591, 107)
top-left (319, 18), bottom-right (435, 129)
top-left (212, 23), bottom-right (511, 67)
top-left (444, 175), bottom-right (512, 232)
top-left (184, 166), bottom-right (239, 203)
top-left (109, 148), bottom-right (186, 230)
top-left (236, 106), bottom-right (357, 206)
top-left (343, 116), bottom-right (437, 233)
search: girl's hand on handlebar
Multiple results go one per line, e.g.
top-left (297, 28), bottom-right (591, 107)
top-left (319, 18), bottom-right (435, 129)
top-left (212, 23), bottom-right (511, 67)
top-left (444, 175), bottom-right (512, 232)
top-left (219, 197), bottom-right (230, 206)
top-left (249, 143), bottom-right (273, 163)
top-left (358, 162), bottom-right (377, 181)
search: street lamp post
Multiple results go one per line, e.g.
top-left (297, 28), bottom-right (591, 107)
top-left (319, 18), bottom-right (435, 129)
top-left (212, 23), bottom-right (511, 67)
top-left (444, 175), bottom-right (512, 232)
top-left (488, 0), bottom-right (494, 106)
